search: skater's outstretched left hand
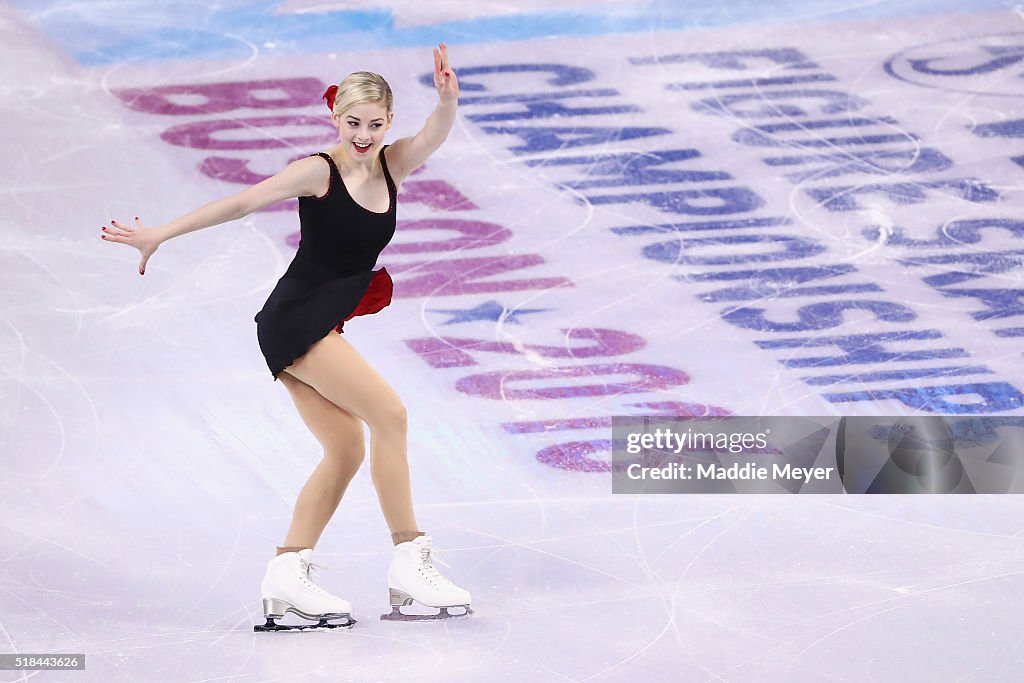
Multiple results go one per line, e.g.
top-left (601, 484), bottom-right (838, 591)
top-left (432, 43), bottom-right (459, 104)
top-left (385, 43), bottom-right (459, 183)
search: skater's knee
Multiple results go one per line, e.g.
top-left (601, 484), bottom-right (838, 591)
top-left (324, 440), bottom-right (366, 470)
top-left (370, 400), bottom-right (407, 433)
top-left (325, 436), bottom-right (366, 466)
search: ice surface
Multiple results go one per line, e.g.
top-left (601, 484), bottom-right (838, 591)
top-left (2, 1), bottom-right (1024, 681)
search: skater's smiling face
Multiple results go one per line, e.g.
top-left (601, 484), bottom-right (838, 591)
top-left (334, 101), bottom-right (392, 162)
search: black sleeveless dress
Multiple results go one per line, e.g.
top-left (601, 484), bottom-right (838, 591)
top-left (254, 146), bottom-right (397, 381)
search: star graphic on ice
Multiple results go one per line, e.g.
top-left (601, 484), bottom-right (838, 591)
top-left (427, 300), bottom-right (550, 325)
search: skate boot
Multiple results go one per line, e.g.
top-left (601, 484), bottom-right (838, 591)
top-left (254, 548), bottom-right (357, 631)
top-left (381, 535), bottom-right (472, 621)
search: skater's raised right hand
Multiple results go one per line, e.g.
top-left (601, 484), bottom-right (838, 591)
top-left (101, 217), bottom-right (163, 276)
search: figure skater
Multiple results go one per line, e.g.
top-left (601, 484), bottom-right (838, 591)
top-left (101, 44), bottom-right (471, 629)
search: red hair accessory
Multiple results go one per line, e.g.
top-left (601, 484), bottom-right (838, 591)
top-left (323, 84), bottom-right (338, 111)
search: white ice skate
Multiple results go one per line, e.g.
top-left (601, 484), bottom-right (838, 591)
top-left (381, 535), bottom-right (472, 621)
top-left (254, 548), bottom-right (357, 631)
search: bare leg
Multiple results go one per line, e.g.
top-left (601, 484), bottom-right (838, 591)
top-left (278, 371), bottom-right (366, 548)
top-left (283, 332), bottom-right (419, 534)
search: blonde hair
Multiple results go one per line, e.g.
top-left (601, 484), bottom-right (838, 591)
top-left (332, 71), bottom-right (393, 116)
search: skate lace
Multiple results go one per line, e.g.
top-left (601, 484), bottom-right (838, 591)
top-left (299, 558), bottom-right (330, 594)
top-left (419, 545), bottom-right (456, 589)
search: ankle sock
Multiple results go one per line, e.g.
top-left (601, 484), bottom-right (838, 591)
top-left (391, 530), bottom-right (425, 546)
top-left (276, 545), bottom-right (309, 556)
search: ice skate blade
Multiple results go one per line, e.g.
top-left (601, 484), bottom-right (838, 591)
top-left (379, 605), bottom-right (473, 621)
top-left (255, 598), bottom-right (356, 631)
top-left (254, 614), bottom-right (357, 631)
